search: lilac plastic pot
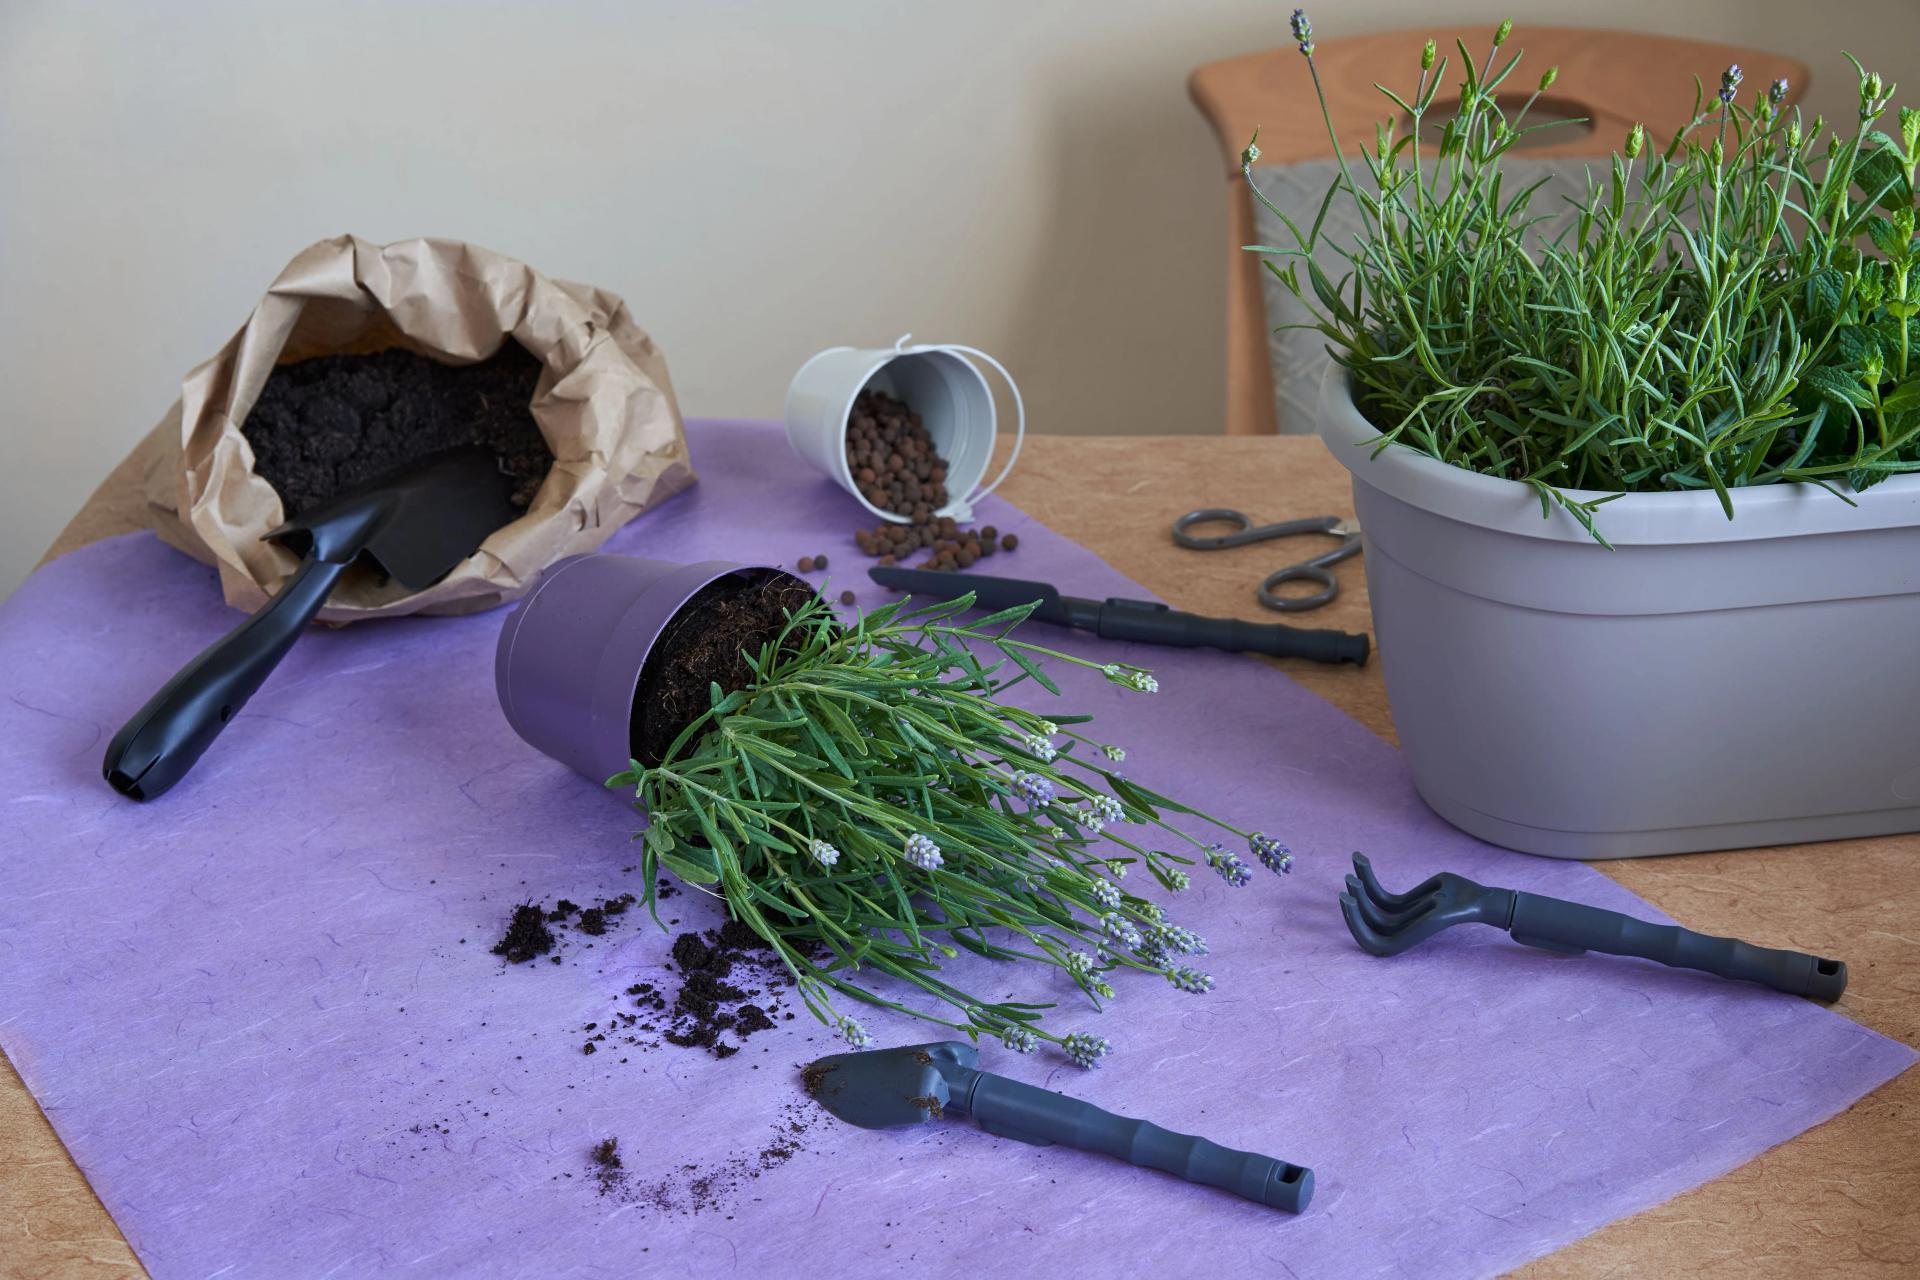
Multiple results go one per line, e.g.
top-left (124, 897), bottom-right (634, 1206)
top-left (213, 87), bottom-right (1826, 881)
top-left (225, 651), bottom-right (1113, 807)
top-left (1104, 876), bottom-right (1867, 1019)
top-left (493, 554), bottom-right (796, 783)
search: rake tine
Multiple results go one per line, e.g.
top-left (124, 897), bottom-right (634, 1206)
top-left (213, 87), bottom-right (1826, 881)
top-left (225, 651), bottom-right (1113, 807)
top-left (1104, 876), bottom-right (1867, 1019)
top-left (1351, 852), bottom-right (1445, 912)
top-left (1338, 891), bottom-right (1400, 956)
top-left (1343, 874), bottom-right (1437, 937)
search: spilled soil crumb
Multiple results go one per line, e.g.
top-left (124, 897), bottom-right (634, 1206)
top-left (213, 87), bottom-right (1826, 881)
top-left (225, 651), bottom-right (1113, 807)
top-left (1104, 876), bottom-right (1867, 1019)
top-left (590, 1137), bottom-right (624, 1193)
top-left (489, 885), bottom-right (806, 1061)
top-left (651, 919), bottom-right (803, 1058)
top-left (491, 904), bottom-right (555, 964)
top-left (494, 894), bottom-right (639, 970)
top-left (586, 1098), bottom-right (820, 1217)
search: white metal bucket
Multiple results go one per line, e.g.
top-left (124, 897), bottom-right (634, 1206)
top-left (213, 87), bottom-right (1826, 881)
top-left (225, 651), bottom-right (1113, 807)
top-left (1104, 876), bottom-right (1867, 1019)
top-left (783, 334), bottom-right (1025, 523)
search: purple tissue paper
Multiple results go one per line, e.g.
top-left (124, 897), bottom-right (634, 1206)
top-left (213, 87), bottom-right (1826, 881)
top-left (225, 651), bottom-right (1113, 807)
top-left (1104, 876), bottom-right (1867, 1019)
top-left (0, 420), bottom-right (1911, 1278)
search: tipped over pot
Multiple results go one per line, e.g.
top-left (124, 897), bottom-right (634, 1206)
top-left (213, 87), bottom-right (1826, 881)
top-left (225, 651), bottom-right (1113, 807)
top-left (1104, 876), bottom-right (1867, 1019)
top-left (494, 554), bottom-right (813, 783)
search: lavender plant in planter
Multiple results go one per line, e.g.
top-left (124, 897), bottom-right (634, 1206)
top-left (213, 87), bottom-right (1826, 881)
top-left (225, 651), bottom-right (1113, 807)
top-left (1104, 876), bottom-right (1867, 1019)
top-left (1248, 16), bottom-right (1920, 855)
top-left (495, 553), bottom-right (1293, 1064)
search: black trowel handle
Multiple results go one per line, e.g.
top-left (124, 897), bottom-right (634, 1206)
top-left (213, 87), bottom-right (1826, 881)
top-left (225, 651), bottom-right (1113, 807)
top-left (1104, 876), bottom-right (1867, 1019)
top-left (103, 554), bottom-right (348, 801)
top-left (1094, 599), bottom-right (1368, 667)
top-left (962, 1071), bottom-right (1313, 1212)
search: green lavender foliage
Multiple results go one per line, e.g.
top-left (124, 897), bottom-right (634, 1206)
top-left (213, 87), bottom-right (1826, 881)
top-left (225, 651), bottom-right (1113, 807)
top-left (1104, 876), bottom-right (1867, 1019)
top-left (1247, 15), bottom-right (1920, 542)
top-left (610, 592), bottom-right (1283, 1067)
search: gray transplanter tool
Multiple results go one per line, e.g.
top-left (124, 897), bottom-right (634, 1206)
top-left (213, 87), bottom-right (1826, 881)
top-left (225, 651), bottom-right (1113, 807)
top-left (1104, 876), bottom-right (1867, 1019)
top-left (805, 1040), bottom-right (1314, 1212)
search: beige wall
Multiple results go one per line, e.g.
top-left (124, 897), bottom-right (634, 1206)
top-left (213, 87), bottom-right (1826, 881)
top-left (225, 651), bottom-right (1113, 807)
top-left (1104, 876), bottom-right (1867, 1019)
top-left (4, 0), bottom-right (1916, 596)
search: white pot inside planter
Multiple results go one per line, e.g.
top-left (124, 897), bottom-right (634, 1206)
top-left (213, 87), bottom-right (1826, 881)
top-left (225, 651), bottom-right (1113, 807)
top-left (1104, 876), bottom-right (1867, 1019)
top-left (1317, 365), bottom-right (1920, 858)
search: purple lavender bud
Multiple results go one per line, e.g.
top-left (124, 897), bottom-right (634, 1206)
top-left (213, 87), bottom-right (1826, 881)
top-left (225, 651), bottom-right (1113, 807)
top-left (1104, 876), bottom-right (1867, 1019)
top-left (1091, 794), bottom-right (1126, 824)
top-left (1769, 78), bottom-right (1789, 108)
top-left (1088, 878), bottom-right (1122, 910)
top-left (1150, 923), bottom-right (1209, 957)
top-left (1719, 63), bottom-right (1743, 105)
top-left (1011, 771), bottom-right (1055, 807)
top-left (902, 833), bottom-right (943, 872)
top-left (1063, 1032), bottom-right (1112, 1068)
top-left (1205, 842), bottom-right (1253, 888)
top-left (1250, 832), bottom-right (1294, 875)
top-left (1001, 1025), bottom-right (1038, 1054)
top-left (1166, 966), bottom-right (1216, 995)
top-left (1289, 7), bottom-right (1315, 57)
top-left (1100, 912), bottom-right (1143, 950)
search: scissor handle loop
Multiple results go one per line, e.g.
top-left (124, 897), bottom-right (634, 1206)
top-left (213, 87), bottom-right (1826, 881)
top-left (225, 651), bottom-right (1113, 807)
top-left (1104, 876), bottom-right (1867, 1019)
top-left (1257, 564), bottom-right (1340, 613)
top-left (1171, 508), bottom-right (1341, 550)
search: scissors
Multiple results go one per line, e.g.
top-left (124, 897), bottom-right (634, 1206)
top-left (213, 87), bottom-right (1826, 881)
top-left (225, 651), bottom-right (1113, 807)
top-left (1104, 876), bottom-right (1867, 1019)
top-left (1170, 510), bottom-right (1363, 613)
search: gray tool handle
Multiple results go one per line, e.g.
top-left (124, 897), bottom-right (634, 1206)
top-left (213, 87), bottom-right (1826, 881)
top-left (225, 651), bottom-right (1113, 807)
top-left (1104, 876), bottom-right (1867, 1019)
top-left (1509, 892), bottom-right (1847, 1001)
top-left (963, 1071), bottom-right (1313, 1212)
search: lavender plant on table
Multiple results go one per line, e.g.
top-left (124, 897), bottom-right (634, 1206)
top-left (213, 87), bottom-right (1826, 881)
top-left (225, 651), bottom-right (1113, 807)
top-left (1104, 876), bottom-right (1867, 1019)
top-left (1243, 12), bottom-right (1920, 543)
top-left (611, 592), bottom-right (1289, 1067)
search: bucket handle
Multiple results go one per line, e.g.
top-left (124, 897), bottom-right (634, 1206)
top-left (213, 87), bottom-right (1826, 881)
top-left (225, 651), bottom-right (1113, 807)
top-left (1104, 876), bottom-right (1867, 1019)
top-left (894, 334), bottom-right (1025, 523)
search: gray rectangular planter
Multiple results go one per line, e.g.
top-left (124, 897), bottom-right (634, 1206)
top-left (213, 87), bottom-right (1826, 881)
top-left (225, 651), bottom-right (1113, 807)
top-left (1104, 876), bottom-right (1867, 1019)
top-left (1318, 367), bottom-right (1920, 858)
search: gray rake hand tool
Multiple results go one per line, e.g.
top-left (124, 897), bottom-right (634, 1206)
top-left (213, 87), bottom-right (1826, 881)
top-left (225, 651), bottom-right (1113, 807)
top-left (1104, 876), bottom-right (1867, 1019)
top-left (805, 1040), bottom-right (1314, 1212)
top-left (1340, 853), bottom-right (1848, 1001)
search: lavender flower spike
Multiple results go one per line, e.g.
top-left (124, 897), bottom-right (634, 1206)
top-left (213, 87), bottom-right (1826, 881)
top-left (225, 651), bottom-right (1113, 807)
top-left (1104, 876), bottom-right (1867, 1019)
top-left (1719, 63), bottom-right (1743, 105)
top-left (1206, 842), bottom-right (1253, 888)
top-left (1167, 966), bottom-right (1216, 994)
top-left (1289, 8), bottom-right (1314, 57)
top-left (840, 1017), bottom-right (873, 1048)
top-left (1100, 912), bottom-right (1143, 950)
top-left (1251, 831), bottom-right (1294, 875)
top-left (809, 838), bottom-right (842, 868)
top-left (1150, 923), bottom-right (1209, 957)
top-left (902, 832), bottom-right (944, 872)
top-left (1001, 1025), bottom-right (1038, 1054)
top-left (1011, 770), bottom-right (1055, 807)
top-left (1769, 78), bottom-right (1789, 108)
top-left (1063, 1032), bottom-right (1112, 1068)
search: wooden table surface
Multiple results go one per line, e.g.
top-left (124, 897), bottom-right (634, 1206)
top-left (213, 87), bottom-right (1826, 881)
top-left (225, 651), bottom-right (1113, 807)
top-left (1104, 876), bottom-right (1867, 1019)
top-left (7, 426), bottom-right (1917, 1277)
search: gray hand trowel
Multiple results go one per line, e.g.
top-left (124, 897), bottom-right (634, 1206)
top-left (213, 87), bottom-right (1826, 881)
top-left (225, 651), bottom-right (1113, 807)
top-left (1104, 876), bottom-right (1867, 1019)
top-left (103, 447), bottom-right (517, 800)
top-left (805, 1041), bottom-right (1314, 1212)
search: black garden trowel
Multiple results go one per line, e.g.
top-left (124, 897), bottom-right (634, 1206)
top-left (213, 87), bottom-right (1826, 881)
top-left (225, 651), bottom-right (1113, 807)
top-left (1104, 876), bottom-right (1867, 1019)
top-left (103, 447), bottom-right (517, 801)
top-left (804, 1040), bottom-right (1315, 1212)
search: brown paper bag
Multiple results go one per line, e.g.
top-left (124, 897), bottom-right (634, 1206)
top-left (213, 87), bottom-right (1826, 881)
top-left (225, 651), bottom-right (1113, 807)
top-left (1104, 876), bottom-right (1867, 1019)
top-left (144, 234), bottom-right (696, 622)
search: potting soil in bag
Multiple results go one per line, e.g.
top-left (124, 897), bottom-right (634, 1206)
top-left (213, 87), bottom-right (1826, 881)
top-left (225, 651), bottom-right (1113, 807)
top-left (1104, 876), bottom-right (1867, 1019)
top-left (143, 234), bottom-right (695, 621)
